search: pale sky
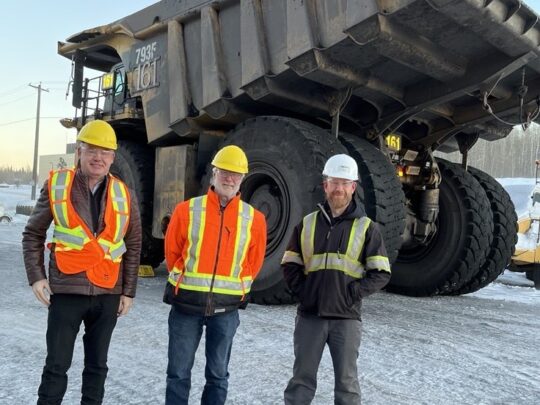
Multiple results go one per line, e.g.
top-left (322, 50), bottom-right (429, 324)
top-left (1, 0), bottom-right (540, 169)
top-left (0, 1), bottom-right (156, 169)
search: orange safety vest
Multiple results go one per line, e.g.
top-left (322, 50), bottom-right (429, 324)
top-left (48, 169), bottom-right (131, 288)
top-left (166, 189), bottom-right (266, 298)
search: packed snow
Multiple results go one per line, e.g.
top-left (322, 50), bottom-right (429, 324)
top-left (1, 182), bottom-right (539, 404)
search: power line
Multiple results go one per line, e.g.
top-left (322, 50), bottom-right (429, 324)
top-left (0, 116), bottom-right (64, 128)
top-left (0, 87), bottom-right (31, 100)
top-left (0, 85), bottom-right (27, 98)
top-left (0, 94), bottom-right (35, 107)
top-left (0, 82), bottom-right (69, 98)
top-left (0, 88), bottom-right (68, 106)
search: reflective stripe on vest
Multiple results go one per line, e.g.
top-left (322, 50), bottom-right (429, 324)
top-left (52, 225), bottom-right (90, 250)
top-left (168, 196), bottom-right (255, 295)
top-left (101, 180), bottom-right (129, 262)
top-left (169, 267), bottom-right (253, 294)
top-left (183, 196), bottom-right (207, 275)
top-left (305, 253), bottom-right (365, 278)
top-left (50, 170), bottom-right (73, 227)
top-left (111, 180), bottom-right (129, 243)
top-left (49, 169), bottom-right (131, 288)
top-left (300, 212), bottom-right (372, 279)
top-left (300, 212), bottom-right (318, 269)
top-left (51, 174), bottom-right (129, 254)
top-left (281, 250), bottom-right (304, 266)
top-left (366, 255), bottom-right (391, 272)
top-left (98, 238), bottom-right (128, 262)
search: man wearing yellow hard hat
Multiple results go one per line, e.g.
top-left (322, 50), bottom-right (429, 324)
top-left (163, 145), bottom-right (267, 405)
top-left (22, 119), bottom-right (142, 404)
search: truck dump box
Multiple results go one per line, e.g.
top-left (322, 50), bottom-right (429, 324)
top-left (58, 0), bottom-right (534, 301)
top-left (59, 0), bottom-right (540, 151)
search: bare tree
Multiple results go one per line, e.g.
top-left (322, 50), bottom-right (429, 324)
top-left (435, 124), bottom-right (539, 178)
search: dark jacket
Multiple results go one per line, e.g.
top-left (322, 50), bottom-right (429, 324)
top-left (282, 199), bottom-right (390, 320)
top-left (22, 170), bottom-right (142, 297)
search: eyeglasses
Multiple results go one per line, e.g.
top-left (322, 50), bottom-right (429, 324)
top-left (325, 178), bottom-right (356, 187)
top-left (80, 146), bottom-right (115, 158)
top-left (215, 168), bottom-right (244, 181)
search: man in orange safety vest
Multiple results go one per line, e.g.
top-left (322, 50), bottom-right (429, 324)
top-left (22, 120), bottom-right (142, 404)
top-left (163, 145), bottom-right (267, 405)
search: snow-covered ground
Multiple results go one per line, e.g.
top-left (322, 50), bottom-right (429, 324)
top-left (0, 184), bottom-right (34, 220)
top-left (1, 182), bottom-right (539, 404)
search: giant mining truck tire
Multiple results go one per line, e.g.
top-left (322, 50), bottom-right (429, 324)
top-left (452, 166), bottom-right (517, 294)
top-left (202, 116), bottom-right (346, 305)
top-left (111, 140), bottom-right (164, 268)
top-left (388, 159), bottom-right (492, 296)
top-left (339, 134), bottom-right (406, 264)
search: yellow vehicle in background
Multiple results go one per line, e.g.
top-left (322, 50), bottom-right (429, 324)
top-left (511, 160), bottom-right (540, 289)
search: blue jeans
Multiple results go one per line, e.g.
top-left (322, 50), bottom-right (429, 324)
top-left (165, 306), bottom-right (240, 405)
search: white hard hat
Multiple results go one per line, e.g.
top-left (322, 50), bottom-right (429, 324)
top-left (322, 154), bottom-right (358, 181)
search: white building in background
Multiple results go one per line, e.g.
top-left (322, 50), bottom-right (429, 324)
top-left (37, 143), bottom-right (77, 186)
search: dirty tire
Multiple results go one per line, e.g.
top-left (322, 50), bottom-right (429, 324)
top-left (111, 140), bottom-right (164, 268)
top-left (339, 134), bottom-right (406, 263)
top-left (453, 166), bottom-right (517, 294)
top-left (202, 117), bottom-right (346, 304)
top-left (388, 159), bottom-right (492, 296)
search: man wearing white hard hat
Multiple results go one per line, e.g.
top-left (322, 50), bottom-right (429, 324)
top-left (282, 154), bottom-right (391, 405)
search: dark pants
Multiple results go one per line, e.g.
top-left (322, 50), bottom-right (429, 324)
top-left (165, 306), bottom-right (240, 405)
top-left (37, 294), bottom-right (120, 405)
top-left (284, 315), bottom-right (362, 405)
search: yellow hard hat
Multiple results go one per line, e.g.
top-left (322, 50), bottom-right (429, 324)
top-left (77, 120), bottom-right (117, 150)
top-left (211, 145), bottom-right (248, 174)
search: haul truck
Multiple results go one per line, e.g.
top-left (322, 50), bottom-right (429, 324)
top-left (58, 0), bottom-right (532, 303)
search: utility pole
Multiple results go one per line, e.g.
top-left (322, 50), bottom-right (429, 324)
top-left (29, 83), bottom-right (49, 200)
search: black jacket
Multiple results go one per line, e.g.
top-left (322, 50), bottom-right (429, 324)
top-left (282, 199), bottom-right (390, 320)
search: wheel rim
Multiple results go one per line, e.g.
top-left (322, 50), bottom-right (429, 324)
top-left (395, 178), bottom-right (459, 270)
top-left (240, 160), bottom-right (291, 258)
top-left (397, 221), bottom-right (443, 263)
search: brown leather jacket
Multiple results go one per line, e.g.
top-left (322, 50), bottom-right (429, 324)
top-left (22, 170), bottom-right (142, 297)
